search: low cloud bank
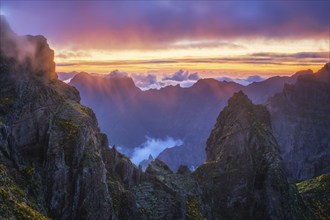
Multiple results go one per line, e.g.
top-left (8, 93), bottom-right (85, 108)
top-left (130, 136), bottom-right (183, 165)
top-left (57, 69), bottom-right (265, 88)
top-left (132, 70), bottom-right (200, 90)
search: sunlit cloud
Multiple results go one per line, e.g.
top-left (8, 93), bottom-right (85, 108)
top-left (2, 1), bottom-right (328, 77)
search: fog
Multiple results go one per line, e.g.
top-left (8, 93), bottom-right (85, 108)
top-left (130, 136), bottom-right (183, 165)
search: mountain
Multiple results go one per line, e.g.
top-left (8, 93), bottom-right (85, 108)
top-left (57, 71), bottom-right (79, 81)
top-left (267, 63), bottom-right (330, 182)
top-left (69, 69), bottom-right (311, 171)
top-left (243, 70), bottom-right (312, 104)
top-left (0, 15), bottom-right (142, 219)
top-left (1, 15), bottom-right (328, 220)
top-left (194, 91), bottom-right (313, 219)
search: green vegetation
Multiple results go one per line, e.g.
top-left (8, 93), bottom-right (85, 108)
top-left (107, 179), bottom-right (125, 214)
top-left (0, 96), bottom-right (15, 115)
top-left (56, 118), bottom-right (79, 165)
top-left (0, 97), bottom-right (14, 107)
top-left (22, 166), bottom-right (34, 180)
top-left (185, 196), bottom-right (205, 220)
top-left (56, 119), bottom-right (79, 139)
top-left (0, 164), bottom-right (49, 220)
top-left (296, 174), bottom-right (330, 219)
top-left (80, 106), bottom-right (92, 116)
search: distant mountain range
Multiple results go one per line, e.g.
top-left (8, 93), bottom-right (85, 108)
top-left (1, 15), bottom-right (329, 219)
top-left (66, 68), bottom-right (315, 174)
top-left (267, 63), bottom-right (330, 181)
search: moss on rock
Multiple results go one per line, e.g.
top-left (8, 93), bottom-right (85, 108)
top-left (0, 164), bottom-right (49, 220)
top-left (296, 174), bottom-right (330, 219)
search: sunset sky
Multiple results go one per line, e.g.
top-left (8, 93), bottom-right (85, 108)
top-left (1, 1), bottom-right (329, 78)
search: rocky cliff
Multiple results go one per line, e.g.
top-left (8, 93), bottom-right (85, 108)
top-left (0, 15), bottom-right (142, 220)
top-left (195, 91), bottom-right (313, 219)
top-left (296, 173), bottom-right (330, 219)
top-left (1, 16), bottom-right (328, 220)
top-left (267, 63), bottom-right (330, 182)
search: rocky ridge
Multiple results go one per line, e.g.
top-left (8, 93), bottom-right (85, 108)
top-left (267, 62), bottom-right (330, 182)
top-left (195, 91), bottom-right (313, 219)
top-left (0, 15), bottom-right (141, 219)
top-left (0, 16), bottom-right (328, 219)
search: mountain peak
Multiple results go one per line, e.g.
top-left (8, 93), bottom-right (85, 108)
top-left (227, 90), bottom-right (252, 107)
top-left (0, 16), bottom-right (56, 80)
top-left (0, 15), bottom-right (15, 37)
top-left (314, 62), bottom-right (330, 82)
top-left (199, 91), bottom-right (311, 219)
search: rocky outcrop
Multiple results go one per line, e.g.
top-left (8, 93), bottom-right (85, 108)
top-left (1, 16), bottom-right (328, 220)
top-left (267, 63), bottom-right (330, 182)
top-left (0, 16), bottom-right (118, 220)
top-left (139, 154), bottom-right (154, 172)
top-left (296, 173), bottom-right (330, 219)
top-left (133, 160), bottom-right (203, 220)
top-left (0, 16), bottom-right (202, 220)
top-left (195, 91), bottom-right (313, 219)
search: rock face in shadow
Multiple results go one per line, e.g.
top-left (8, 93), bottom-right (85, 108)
top-left (296, 173), bottom-right (330, 219)
top-left (0, 15), bottom-right (142, 220)
top-left (194, 91), bottom-right (313, 220)
top-left (267, 63), bottom-right (330, 182)
top-left (1, 16), bottom-right (328, 220)
top-left (133, 159), bottom-right (203, 220)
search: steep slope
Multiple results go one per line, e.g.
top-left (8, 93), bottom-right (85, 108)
top-left (70, 72), bottom-right (144, 148)
top-left (296, 173), bottom-right (330, 219)
top-left (242, 69), bottom-right (312, 104)
top-left (2, 15), bottom-right (327, 220)
top-left (0, 15), bottom-right (141, 220)
top-left (267, 63), bottom-right (330, 182)
top-left (194, 91), bottom-right (313, 219)
top-left (0, 16), bottom-right (202, 220)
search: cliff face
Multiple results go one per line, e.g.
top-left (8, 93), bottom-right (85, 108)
top-left (296, 174), bottom-right (330, 219)
top-left (267, 63), bottom-right (330, 182)
top-left (1, 16), bottom-right (328, 220)
top-left (195, 91), bottom-right (313, 219)
top-left (0, 16), bottom-right (201, 220)
top-left (0, 16), bottom-right (121, 219)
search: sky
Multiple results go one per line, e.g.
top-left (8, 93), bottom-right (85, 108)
top-left (1, 0), bottom-right (329, 78)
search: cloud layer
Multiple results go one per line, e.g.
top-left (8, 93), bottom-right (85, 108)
top-left (3, 1), bottom-right (329, 50)
top-left (132, 70), bottom-right (201, 90)
top-left (130, 136), bottom-right (183, 165)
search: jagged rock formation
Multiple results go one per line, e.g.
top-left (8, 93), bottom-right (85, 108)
top-left (267, 63), bottom-right (330, 182)
top-left (0, 16), bottom-right (203, 220)
top-left (296, 173), bottom-right (330, 219)
top-left (139, 154), bottom-right (154, 171)
top-left (195, 91), bottom-right (313, 219)
top-left (134, 160), bottom-right (203, 220)
top-left (1, 16), bottom-right (328, 220)
top-left (0, 15), bottom-right (141, 220)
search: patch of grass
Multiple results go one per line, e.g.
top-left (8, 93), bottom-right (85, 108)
top-left (0, 164), bottom-right (49, 220)
top-left (185, 196), bottom-right (205, 220)
top-left (296, 174), bottom-right (330, 219)
top-left (56, 119), bottom-right (79, 139)
top-left (107, 179), bottom-right (125, 214)
top-left (56, 119), bottom-right (79, 166)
